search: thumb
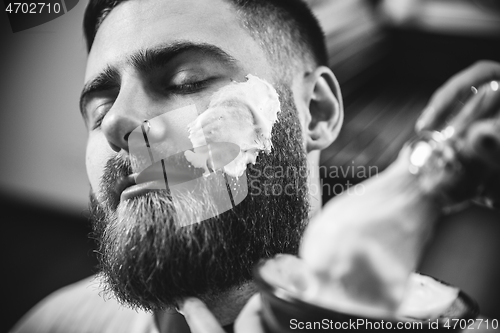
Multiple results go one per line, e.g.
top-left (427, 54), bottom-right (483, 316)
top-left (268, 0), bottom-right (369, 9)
top-left (234, 294), bottom-right (265, 333)
top-left (178, 297), bottom-right (226, 333)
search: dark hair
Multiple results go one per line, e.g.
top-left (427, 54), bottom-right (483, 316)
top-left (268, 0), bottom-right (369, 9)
top-left (83, 0), bottom-right (327, 77)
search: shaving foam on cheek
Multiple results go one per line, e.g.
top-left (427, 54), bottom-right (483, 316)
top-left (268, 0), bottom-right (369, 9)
top-left (185, 74), bottom-right (281, 177)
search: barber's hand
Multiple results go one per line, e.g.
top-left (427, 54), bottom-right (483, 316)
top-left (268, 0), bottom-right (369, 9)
top-left (412, 61), bottom-right (500, 207)
top-left (180, 295), bottom-right (265, 333)
top-left (234, 294), bottom-right (265, 333)
top-left (179, 298), bottom-right (226, 333)
top-left (416, 60), bottom-right (500, 133)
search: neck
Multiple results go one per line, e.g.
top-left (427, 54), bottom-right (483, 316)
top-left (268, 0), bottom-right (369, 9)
top-left (307, 151), bottom-right (322, 217)
top-left (154, 282), bottom-right (258, 332)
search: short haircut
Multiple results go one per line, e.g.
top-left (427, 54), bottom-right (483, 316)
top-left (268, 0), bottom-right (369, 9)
top-left (83, 0), bottom-right (327, 79)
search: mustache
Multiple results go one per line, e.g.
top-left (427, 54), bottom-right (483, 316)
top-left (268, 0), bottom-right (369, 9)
top-left (99, 151), bottom-right (206, 211)
top-left (100, 155), bottom-right (133, 211)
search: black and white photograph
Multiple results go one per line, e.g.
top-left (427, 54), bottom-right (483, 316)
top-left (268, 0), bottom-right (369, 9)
top-left (2, 0), bottom-right (500, 332)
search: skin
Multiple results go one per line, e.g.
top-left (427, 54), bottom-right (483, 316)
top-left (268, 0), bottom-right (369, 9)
top-left (82, 0), bottom-right (343, 327)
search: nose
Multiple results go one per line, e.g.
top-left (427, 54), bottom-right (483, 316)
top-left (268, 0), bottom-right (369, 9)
top-left (100, 88), bottom-right (148, 153)
top-left (101, 112), bottom-right (143, 152)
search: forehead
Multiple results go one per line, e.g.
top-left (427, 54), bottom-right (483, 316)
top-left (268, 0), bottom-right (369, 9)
top-left (86, 0), bottom-right (272, 82)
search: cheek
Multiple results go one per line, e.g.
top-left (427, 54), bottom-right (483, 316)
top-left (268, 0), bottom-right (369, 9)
top-left (86, 134), bottom-right (112, 194)
top-left (293, 96), bottom-right (310, 145)
top-left (290, 81), bottom-right (310, 140)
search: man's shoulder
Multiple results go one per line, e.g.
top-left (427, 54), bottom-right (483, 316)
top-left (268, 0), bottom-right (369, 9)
top-left (10, 275), bottom-right (156, 333)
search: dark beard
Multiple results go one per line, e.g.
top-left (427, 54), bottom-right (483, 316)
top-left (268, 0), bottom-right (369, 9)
top-left (90, 84), bottom-right (310, 311)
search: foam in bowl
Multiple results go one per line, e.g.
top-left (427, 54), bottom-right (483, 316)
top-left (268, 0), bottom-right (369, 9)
top-left (259, 255), bottom-right (459, 321)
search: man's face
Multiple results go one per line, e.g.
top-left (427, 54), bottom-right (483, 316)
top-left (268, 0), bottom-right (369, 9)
top-left (82, 0), bottom-right (310, 310)
top-left (84, 0), bottom-right (276, 190)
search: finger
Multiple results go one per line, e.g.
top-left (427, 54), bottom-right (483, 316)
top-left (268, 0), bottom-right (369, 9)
top-left (234, 294), bottom-right (265, 333)
top-left (450, 82), bottom-right (500, 137)
top-left (178, 297), bottom-right (226, 333)
top-left (416, 61), bottom-right (500, 132)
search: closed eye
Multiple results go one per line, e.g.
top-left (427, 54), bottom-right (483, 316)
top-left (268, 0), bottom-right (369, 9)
top-left (91, 102), bottom-right (114, 130)
top-left (166, 78), bottom-right (216, 95)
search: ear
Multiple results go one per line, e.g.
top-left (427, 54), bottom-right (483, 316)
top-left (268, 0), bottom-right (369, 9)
top-left (305, 66), bottom-right (343, 152)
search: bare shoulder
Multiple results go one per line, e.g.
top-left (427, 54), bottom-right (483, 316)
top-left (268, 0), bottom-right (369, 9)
top-left (10, 276), bottom-right (156, 333)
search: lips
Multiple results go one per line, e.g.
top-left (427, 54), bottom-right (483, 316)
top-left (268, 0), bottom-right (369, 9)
top-left (113, 174), bottom-right (138, 200)
top-left (114, 171), bottom-right (169, 203)
top-left (114, 142), bottom-right (240, 203)
top-left (120, 179), bottom-right (168, 202)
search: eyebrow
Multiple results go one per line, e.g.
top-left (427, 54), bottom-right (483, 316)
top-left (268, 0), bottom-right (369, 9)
top-left (79, 67), bottom-right (120, 119)
top-left (79, 42), bottom-right (238, 119)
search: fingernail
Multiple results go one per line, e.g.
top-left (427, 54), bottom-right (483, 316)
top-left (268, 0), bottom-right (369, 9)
top-left (416, 107), bottom-right (433, 131)
top-left (415, 118), bottom-right (425, 132)
top-left (490, 81), bottom-right (499, 92)
top-left (442, 125), bottom-right (455, 139)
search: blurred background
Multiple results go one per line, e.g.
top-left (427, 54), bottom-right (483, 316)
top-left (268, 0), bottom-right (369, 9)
top-left (2, 0), bottom-right (500, 331)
